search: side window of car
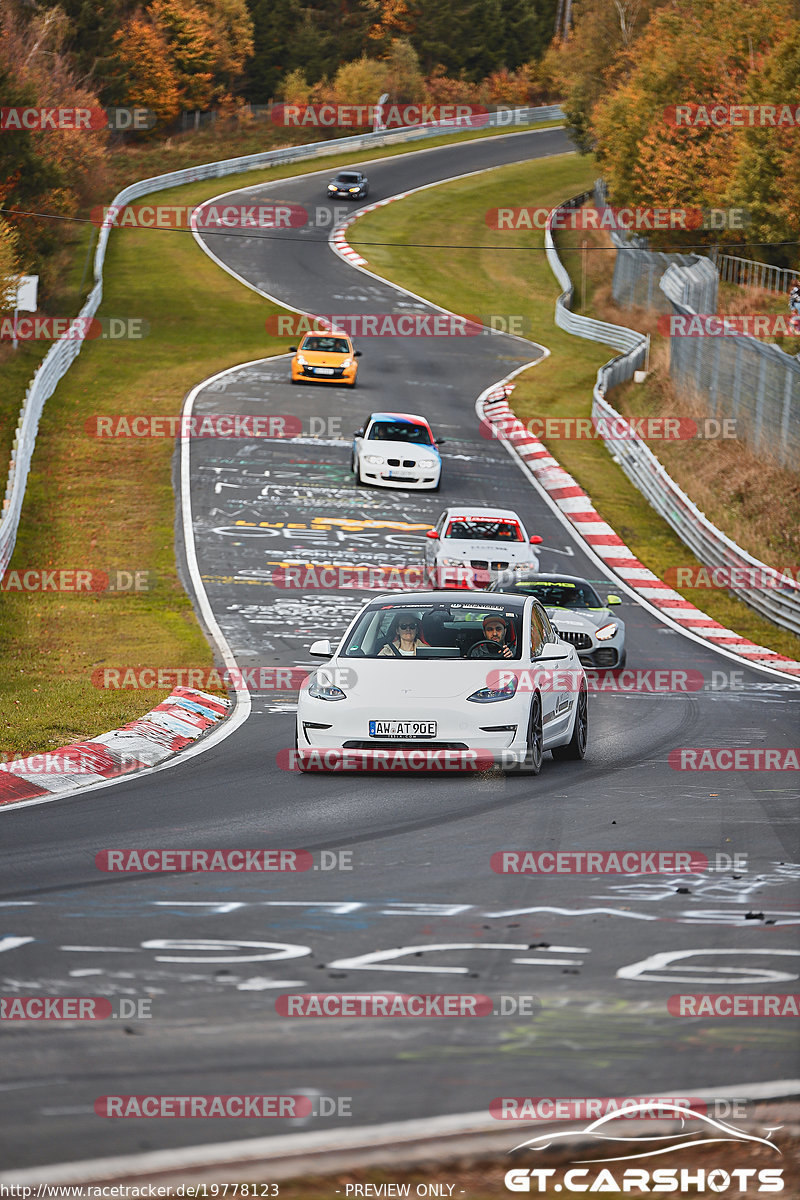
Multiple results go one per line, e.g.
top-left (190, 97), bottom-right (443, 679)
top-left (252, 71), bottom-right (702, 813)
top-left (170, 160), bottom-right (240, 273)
top-left (530, 605), bottom-right (546, 657)
top-left (539, 607), bottom-right (556, 642)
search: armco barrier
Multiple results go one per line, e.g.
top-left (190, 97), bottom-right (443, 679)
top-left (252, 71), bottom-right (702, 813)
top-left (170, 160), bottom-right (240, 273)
top-left (1, 105), bottom-right (564, 581)
top-left (545, 194), bottom-right (800, 637)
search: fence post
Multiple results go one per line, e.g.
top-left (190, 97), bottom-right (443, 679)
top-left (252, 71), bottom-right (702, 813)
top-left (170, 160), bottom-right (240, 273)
top-left (779, 367), bottom-right (793, 469)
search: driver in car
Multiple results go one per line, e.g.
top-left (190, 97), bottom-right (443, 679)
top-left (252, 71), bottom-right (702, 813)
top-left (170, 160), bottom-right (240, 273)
top-left (472, 614), bottom-right (514, 658)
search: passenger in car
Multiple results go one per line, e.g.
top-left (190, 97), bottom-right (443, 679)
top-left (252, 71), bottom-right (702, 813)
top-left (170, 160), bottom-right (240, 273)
top-left (378, 614), bottom-right (425, 657)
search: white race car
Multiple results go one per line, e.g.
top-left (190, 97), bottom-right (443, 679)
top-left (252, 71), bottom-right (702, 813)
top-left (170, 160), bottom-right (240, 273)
top-left (425, 506), bottom-right (543, 589)
top-left (351, 412), bottom-right (443, 490)
top-left (295, 591), bottom-right (588, 772)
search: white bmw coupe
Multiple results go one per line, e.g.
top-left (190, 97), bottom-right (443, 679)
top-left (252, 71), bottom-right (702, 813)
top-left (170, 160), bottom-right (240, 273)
top-left (295, 591), bottom-right (588, 772)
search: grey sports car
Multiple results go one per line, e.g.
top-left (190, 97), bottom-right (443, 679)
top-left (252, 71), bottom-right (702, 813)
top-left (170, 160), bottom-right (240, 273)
top-left (488, 572), bottom-right (626, 668)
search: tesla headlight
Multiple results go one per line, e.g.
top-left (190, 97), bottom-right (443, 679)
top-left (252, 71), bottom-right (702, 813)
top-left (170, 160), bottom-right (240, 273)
top-left (467, 678), bottom-right (518, 703)
top-left (595, 623), bottom-right (618, 641)
top-left (418, 458), bottom-right (437, 468)
top-left (365, 454), bottom-right (384, 465)
top-left (308, 679), bottom-right (347, 701)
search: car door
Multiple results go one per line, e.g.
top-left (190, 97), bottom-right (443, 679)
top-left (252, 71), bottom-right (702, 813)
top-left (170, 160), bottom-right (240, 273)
top-left (528, 599), bottom-right (564, 740)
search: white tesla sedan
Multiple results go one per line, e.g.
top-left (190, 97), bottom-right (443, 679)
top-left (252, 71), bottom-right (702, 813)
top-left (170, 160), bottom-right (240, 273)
top-left (425, 506), bottom-right (543, 589)
top-left (294, 591), bottom-right (588, 772)
top-left (351, 412), bottom-right (443, 490)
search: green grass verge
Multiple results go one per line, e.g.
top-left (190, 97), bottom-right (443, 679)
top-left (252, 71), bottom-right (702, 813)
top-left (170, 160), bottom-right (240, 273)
top-left (350, 155), bottom-right (800, 661)
top-left (0, 124), bottom-right (565, 760)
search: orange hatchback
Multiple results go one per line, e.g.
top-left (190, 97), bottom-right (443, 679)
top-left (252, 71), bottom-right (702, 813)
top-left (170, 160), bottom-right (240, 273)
top-left (290, 332), bottom-right (361, 387)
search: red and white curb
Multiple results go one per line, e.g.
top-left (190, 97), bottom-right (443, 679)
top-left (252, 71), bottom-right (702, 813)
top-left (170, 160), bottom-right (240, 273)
top-left (480, 385), bottom-right (800, 679)
top-left (332, 194), bottom-right (412, 266)
top-left (0, 687), bottom-right (230, 806)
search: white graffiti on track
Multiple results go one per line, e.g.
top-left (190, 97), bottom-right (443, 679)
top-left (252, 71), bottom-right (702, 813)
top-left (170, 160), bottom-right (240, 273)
top-left (599, 865), bottom-right (800, 904)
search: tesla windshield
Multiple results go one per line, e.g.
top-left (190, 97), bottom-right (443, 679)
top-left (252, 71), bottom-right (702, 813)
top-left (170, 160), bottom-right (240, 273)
top-left (341, 602), bottom-right (523, 659)
top-left (368, 422), bottom-right (432, 444)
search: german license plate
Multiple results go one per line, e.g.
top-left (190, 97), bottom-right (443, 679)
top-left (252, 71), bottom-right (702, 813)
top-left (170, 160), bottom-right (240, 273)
top-left (369, 720), bottom-right (437, 738)
top-left (315, 368), bottom-right (334, 375)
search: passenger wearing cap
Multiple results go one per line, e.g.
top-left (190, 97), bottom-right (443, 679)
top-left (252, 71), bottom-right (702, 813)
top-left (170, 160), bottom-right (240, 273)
top-left (472, 613), bottom-right (514, 658)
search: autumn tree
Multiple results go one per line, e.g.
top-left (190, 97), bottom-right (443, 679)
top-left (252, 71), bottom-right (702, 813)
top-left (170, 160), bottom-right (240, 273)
top-left (592, 0), bottom-right (798, 255)
top-left (0, 4), bottom-right (107, 279)
top-left (542, 0), bottom-right (663, 151)
top-left (727, 21), bottom-right (800, 264)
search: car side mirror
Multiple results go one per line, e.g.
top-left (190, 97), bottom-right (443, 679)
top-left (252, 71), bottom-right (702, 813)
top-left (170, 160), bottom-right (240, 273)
top-left (426, 529), bottom-right (439, 540)
top-left (354, 428), bottom-right (365, 437)
top-left (354, 350), bottom-right (362, 358)
top-left (288, 346), bottom-right (297, 352)
top-left (530, 535), bottom-right (543, 544)
top-left (309, 639), bottom-right (333, 657)
top-left (606, 594), bottom-right (622, 605)
top-left (436, 438), bottom-right (446, 445)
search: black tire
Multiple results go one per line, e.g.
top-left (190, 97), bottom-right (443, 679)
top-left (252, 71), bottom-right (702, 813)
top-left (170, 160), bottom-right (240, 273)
top-left (616, 649), bottom-right (627, 669)
top-left (552, 683), bottom-right (588, 761)
top-left (291, 375), bottom-right (299, 385)
top-left (356, 460), bottom-right (368, 487)
top-left (518, 692), bottom-right (543, 774)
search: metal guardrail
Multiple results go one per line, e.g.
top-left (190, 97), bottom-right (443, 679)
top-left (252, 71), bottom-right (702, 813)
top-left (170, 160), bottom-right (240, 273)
top-left (715, 253), bottom-right (798, 294)
top-left (0, 105), bottom-right (564, 580)
top-left (546, 194), bottom-right (800, 636)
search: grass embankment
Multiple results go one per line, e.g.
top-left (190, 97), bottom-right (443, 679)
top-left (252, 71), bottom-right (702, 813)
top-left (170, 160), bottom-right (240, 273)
top-left (557, 223), bottom-right (800, 588)
top-left (0, 122), bottom-right (564, 759)
top-left (350, 157), bottom-right (800, 660)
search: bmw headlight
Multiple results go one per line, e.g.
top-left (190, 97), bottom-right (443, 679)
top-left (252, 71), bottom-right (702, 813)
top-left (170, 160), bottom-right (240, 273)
top-left (365, 455), bottom-right (384, 464)
top-left (418, 458), bottom-right (437, 468)
top-left (467, 678), bottom-right (518, 703)
top-left (439, 556), bottom-right (465, 566)
top-left (595, 623), bottom-right (618, 641)
top-left (308, 679), bottom-right (347, 701)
